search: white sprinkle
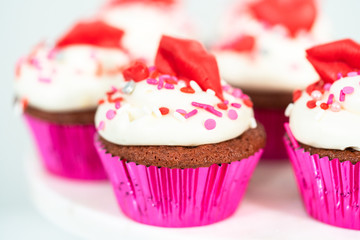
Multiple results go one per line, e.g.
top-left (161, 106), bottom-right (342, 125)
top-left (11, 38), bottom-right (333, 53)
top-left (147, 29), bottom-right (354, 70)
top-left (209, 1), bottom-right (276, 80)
top-left (250, 118), bottom-right (257, 129)
top-left (178, 81), bottom-right (187, 88)
top-left (284, 103), bottom-right (294, 117)
top-left (190, 80), bottom-right (202, 92)
top-left (315, 101), bottom-right (321, 107)
top-left (173, 112), bottom-right (186, 122)
top-left (206, 89), bottom-right (215, 96)
top-left (315, 110), bottom-right (325, 121)
top-left (152, 107), bottom-right (162, 118)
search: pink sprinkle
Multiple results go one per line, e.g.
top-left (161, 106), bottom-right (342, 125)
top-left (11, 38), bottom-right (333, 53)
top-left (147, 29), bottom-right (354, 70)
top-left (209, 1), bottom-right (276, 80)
top-left (111, 86), bottom-right (117, 92)
top-left (231, 103), bottom-right (242, 108)
top-left (337, 73), bottom-right (343, 79)
top-left (148, 66), bottom-right (156, 72)
top-left (327, 94), bottom-right (334, 105)
top-left (30, 58), bottom-right (41, 69)
top-left (176, 109), bottom-right (187, 115)
top-left (47, 49), bottom-right (57, 59)
top-left (222, 85), bottom-right (231, 91)
top-left (115, 101), bottom-right (121, 109)
top-left (191, 102), bottom-right (222, 117)
top-left (347, 71), bottom-right (358, 77)
top-left (184, 109), bottom-right (198, 119)
top-left (223, 100), bottom-right (229, 104)
top-left (228, 109), bottom-right (238, 120)
top-left (164, 83), bottom-right (174, 89)
top-left (339, 90), bottom-right (345, 102)
top-left (38, 77), bottom-right (51, 83)
top-left (343, 86), bottom-right (354, 94)
top-left (331, 102), bottom-right (341, 112)
top-left (323, 83), bottom-right (332, 91)
top-left (204, 119), bottom-right (216, 130)
top-left (146, 78), bottom-right (158, 85)
top-left (97, 121), bottom-right (105, 131)
top-left (157, 78), bottom-right (164, 90)
top-left (106, 110), bottom-right (116, 120)
top-left (232, 89), bottom-right (243, 98)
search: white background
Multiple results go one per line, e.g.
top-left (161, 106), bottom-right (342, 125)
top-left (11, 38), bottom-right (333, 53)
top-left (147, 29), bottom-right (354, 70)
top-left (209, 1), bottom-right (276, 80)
top-left (1, 0), bottom-right (360, 239)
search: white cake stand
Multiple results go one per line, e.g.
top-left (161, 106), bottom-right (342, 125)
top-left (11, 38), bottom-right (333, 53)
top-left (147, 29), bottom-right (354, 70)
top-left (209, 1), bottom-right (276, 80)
top-left (26, 152), bottom-right (360, 240)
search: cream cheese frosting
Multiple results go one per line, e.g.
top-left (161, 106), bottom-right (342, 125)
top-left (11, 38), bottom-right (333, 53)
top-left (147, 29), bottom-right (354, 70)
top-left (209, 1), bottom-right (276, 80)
top-left (213, 0), bottom-right (330, 92)
top-left (99, 1), bottom-right (194, 63)
top-left (95, 74), bottom-right (256, 146)
top-left (287, 75), bottom-right (360, 151)
top-left (15, 44), bottom-right (130, 112)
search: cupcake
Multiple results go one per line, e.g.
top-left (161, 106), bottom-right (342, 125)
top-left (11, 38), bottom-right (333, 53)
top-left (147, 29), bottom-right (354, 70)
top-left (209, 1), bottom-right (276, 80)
top-left (284, 39), bottom-right (360, 230)
top-left (98, 0), bottom-right (194, 63)
top-left (15, 20), bottom-right (131, 179)
top-left (213, 0), bottom-right (330, 159)
top-left (94, 35), bottom-right (266, 227)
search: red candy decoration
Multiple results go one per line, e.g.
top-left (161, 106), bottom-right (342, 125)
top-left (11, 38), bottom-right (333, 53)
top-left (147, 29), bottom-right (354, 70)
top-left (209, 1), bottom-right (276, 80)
top-left (155, 35), bottom-right (224, 101)
top-left (56, 21), bottom-right (124, 49)
top-left (122, 61), bottom-right (150, 82)
top-left (250, 0), bottom-right (316, 37)
top-left (306, 39), bottom-right (360, 83)
top-left (220, 35), bottom-right (256, 53)
top-left (243, 99), bottom-right (253, 108)
top-left (217, 103), bottom-right (228, 110)
top-left (180, 87), bottom-right (195, 94)
top-left (306, 100), bottom-right (317, 109)
top-left (320, 103), bottom-right (329, 110)
top-left (292, 89), bottom-right (302, 102)
top-left (159, 107), bottom-right (170, 115)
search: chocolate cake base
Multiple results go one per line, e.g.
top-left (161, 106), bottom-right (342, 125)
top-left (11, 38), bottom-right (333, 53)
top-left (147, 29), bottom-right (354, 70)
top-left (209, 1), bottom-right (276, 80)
top-left (299, 142), bottom-right (360, 164)
top-left (243, 89), bottom-right (292, 109)
top-left (25, 105), bottom-right (96, 125)
top-left (98, 123), bottom-right (266, 169)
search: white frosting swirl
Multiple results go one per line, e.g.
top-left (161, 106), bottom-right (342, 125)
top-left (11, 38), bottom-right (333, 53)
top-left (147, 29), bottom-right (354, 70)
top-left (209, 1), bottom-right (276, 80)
top-left (288, 76), bottom-right (360, 151)
top-left (213, 0), bottom-right (330, 92)
top-left (99, 2), bottom-right (194, 63)
top-left (95, 78), bottom-right (255, 146)
top-left (15, 44), bottom-right (130, 112)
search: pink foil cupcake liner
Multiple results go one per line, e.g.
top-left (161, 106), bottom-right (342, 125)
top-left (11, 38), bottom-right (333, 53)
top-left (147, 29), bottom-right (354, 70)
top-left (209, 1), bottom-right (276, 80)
top-left (255, 108), bottom-right (288, 160)
top-left (25, 114), bottom-right (107, 180)
top-left (284, 123), bottom-right (360, 230)
top-left (95, 137), bottom-right (263, 227)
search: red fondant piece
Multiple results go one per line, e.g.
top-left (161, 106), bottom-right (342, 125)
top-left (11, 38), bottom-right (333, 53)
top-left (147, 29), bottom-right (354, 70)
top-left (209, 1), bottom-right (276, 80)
top-left (306, 39), bottom-right (360, 83)
top-left (155, 35), bottom-right (224, 100)
top-left (56, 21), bottom-right (124, 49)
top-left (123, 61), bottom-right (150, 82)
top-left (250, 0), bottom-right (316, 37)
top-left (221, 35), bottom-right (255, 53)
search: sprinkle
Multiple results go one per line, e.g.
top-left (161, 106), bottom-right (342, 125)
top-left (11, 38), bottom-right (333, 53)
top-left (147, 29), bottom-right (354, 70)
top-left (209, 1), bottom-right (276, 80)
top-left (122, 80), bottom-right (136, 94)
top-left (176, 109), bottom-right (187, 115)
top-left (164, 83), bottom-right (174, 89)
top-left (327, 94), bottom-right (334, 105)
top-left (98, 99), bottom-right (105, 105)
top-left (38, 77), bottom-right (51, 83)
top-left (157, 78), bottom-right (164, 90)
top-left (284, 103), bottom-right (294, 117)
top-left (115, 101), bottom-right (121, 109)
top-left (315, 110), bottom-right (325, 121)
top-left (222, 85), bottom-right (231, 91)
top-left (228, 109), bottom-right (238, 120)
top-left (180, 87), bottom-right (195, 94)
top-left (206, 89), bottom-right (215, 95)
top-left (97, 121), bottom-right (105, 131)
top-left (311, 90), bottom-right (322, 100)
top-left (337, 73), bottom-right (343, 79)
top-left (204, 119), bottom-right (216, 130)
top-left (339, 90), bottom-right (345, 102)
top-left (232, 89), bottom-right (242, 98)
top-left (320, 103), bottom-right (329, 110)
top-left (108, 96), bottom-right (123, 103)
top-left (106, 110), bottom-right (116, 120)
top-left (293, 89), bottom-right (302, 102)
top-left (323, 83), bottom-right (332, 91)
top-left (250, 118), bottom-right (257, 129)
top-left (243, 99), bottom-right (253, 108)
top-left (146, 78), bottom-right (158, 85)
top-left (343, 86), bottom-right (354, 94)
top-left (174, 112), bottom-right (186, 122)
top-left (191, 102), bottom-right (222, 117)
top-left (306, 100), bottom-right (317, 109)
top-left (223, 100), bottom-right (229, 104)
top-left (347, 71), bottom-right (358, 77)
top-left (111, 86), bottom-right (117, 92)
top-left (184, 109), bottom-right (198, 119)
top-left (217, 103), bottom-right (228, 110)
top-left (159, 107), bottom-right (169, 115)
top-left (190, 81), bottom-right (202, 92)
top-left (153, 108), bottom-right (162, 118)
top-left (330, 102), bottom-right (341, 112)
top-left (148, 66), bottom-right (156, 72)
top-left (231, 103), bottom-right (242, 108)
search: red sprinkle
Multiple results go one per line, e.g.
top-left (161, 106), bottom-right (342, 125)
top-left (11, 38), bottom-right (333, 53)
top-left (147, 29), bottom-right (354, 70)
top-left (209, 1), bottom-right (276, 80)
top-left (320, 103), bottom-right (329, 110)
top-left (217, 103), bottom-right (228, 110)
top-left (98, 99), bottom-right (105, 105)
top-left (159, 107), bottom-right (169, 115)
top-left (243, 99), bottom-right (253, 108)
top-left (180, 87), bottom-right (195, 94)
top-left (293, 89), bottom-right (302, 102)
top-left (306, 100), bottom-right (317, 109)
top-left (22, 98), bottom-right (28, 110)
